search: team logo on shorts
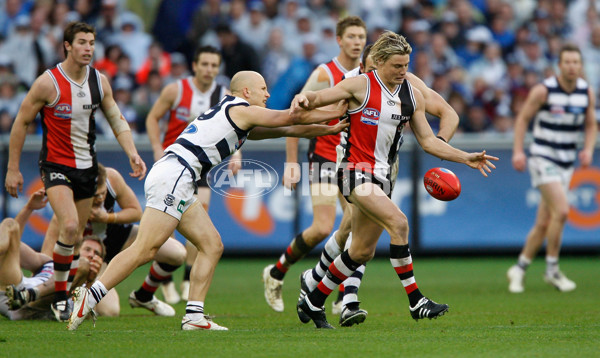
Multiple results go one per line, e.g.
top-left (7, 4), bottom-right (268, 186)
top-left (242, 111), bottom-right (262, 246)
top-left (164, 194), bottom-right (175, 206)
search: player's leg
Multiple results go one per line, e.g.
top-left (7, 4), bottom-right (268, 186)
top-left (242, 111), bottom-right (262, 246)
top-left (263, 182), bottom-right (337, 312)
top-left (176, 201), bottom-right (227, 330)
top-left (537, 181), bottom-right (574, 291)
top-left (40, 215), bottom-right (59, 256)
top-left (507, 198), bottom-right (550, 293)
top-left (0, 218), bottom-right (22, 288)
top-left (6, 242), bottom-right (54, 309)
top-left (180, 185), bottom-right (211, 301)
top-left (130, 228), bottom-right (186, 316)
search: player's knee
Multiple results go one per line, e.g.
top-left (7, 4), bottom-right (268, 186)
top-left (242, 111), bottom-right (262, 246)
top-left (172, 243), bottom-right (187, 266)
top-left (313, 223), bottom-right (335, 241)
top-left (553, 207), bottom-right (569, 223)
top-left (388, 211), bottom-right (408, 239)
top-left (97, 304), bottom-right (120, 317)
top-left (60, 219), bottom-right (80, 242)
top-left (202, 233), bottom-right (224, 257)
top-left (0, 218), bottom-right (20, 239)
top-left (349, 248), bottom-right (374, 264)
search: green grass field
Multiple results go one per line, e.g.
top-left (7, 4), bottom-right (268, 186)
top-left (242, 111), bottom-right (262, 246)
top-left (1, 256), bottom-right (599, 357)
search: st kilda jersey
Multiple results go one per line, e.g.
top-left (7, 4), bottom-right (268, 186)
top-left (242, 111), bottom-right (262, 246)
top-left (341, 70), bottom-right (416, 183)
top-left (40, 63), bottom-right (103, 169)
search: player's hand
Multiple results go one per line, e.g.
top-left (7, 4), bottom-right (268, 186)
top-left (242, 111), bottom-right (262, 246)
top-left (466, 150), bottom-right (499, 177)
top-left (26, 188), bottom-right (48, 210)
top-left (328, 118), bottom-right (349, 135)
top-left (5, 168), bottom-right (23, 198)
top-left (290, 94), bottom-right (310, 113)
top-left (87, 255), bottom-right (103, 282)
top-left (129, 154), bottom-right (147, 180)
top-left (283, 162), bottom-right (301, 190)
top-left (334, 100), bottom-right (348, 117)
top-left (89, 206), bottom-right (108, 223)
top-left (512, 151), bottom-right (527, 172)
top-left (228, 151), bottom-right (242, 176)
top-left (579, 149), bottom-right (593, 168)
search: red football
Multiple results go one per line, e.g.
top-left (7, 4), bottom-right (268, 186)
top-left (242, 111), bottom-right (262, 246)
top-left (423, 167), bottom-right (461, 201)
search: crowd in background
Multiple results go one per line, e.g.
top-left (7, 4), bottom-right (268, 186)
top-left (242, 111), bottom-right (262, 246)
top-left (1, 0), bottom-right (600, 138)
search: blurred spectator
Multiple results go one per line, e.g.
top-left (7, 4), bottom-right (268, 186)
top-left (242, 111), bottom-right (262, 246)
top-left (113, 53), bottom-right (137, 91)
top-left (152, 0), bottom-right (200, 53)
top-left (469, 42), bottom-right (507, 86)
top-left (455, 25), bottom-right (492, 68)
top-left (0, 14), bottom-right (53, 86)
top-left (188, 0), bottom-right (229, 50)
top-left (317, 17), bottom-right (338, 61)
top-left (548, 0), bottom-right (571, 37)
top-left (284, 7), bottom-right (316, 57)
top-left (72, 0), bottom-right (100, 24)
top-left (215, 23), bottom-right (260, 79)
top-left (514, 34), bottom-right (549, 76)
top-left (266, 33), bottom-right (319, 110)
top-left (109, 11), bottom-right (151, 72)
top-left (261, 27), bottom-right (292, 87)
top-left (428, 32), bottom-right (459, 76)
top-left (407, 19), bottom-right (431, 65)
top-left (133, 69), bottom-right (164, 132)
top-left (463, 101), bottom-right (491, 133)
top-left (452, 0), bottom-right (484, 48)
top-left (489, 14), bottom-right (515, 54)
top-left (0, 109), bottom-right (12, 134)
top-left (262, 0), bottom-right (280, 20)
top-left (164, 52), bottom-right (191, 85)
top-left (447, 91), bottom-right (468, 133)
top-left (273, 0), bottom-right (302, 40)
top-left (583, 24), bottom-right (600, 93)
top-left (94, 44), bottom-right (122, 79)
top-left (438, 11), bottom-right (461, 48)
top-left (0, 72), bottom-right (25, 120)
top-left (412, 51), bottom-right (433, 87)
top-left (234, 1), bottom-right (272, 53)
top-left (95, 0), bottom-right (121, 44)
top-left (0, 0), bottom-right (30, 38)
top-left (136, 41), bottom-right (172, 85)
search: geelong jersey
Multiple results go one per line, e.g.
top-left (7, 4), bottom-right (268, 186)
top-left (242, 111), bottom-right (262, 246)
top-left (308, 57), bottom-right (350, 162)
top-left (342, 70), bottom-right (415, 182)
top-left (165, 95), bottom-right (250, 181)
top-left (530, 76), bottom-right (590, 168)
top-left (162, 78), bottom-right (226, 148)
top-left (40, 63), bottom-right (103, 169)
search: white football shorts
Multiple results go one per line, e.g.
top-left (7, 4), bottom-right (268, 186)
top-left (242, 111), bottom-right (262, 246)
top-left (528, 156), bottom-right (573, 190)
top-left (145, 154), bottom-right (197, 220)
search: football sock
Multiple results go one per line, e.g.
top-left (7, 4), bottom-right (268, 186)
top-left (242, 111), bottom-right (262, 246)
top-left (183, 264), bottom-right (192, 281)
top-left (185, 300), bottom-right (204, 321)
top-left (135, 261), bottom-right (179, 302)
top-left (308, 250), bottom-right (360, 308)
top-left (517, 254), bottom-right (531, 271)
top-left (67, 254), bottom-right (79, 292)
top-left (342, 264), bottom-right (365, 309)
top-left (390, 244), bottom-right (424, 307)
top-left (335, 284), bottom-right (344, 303)
top-left (545, 255), bottom-right (559, 276)
top-left (89, 281), bottom-right (108, 308)
top-left (53, 241), bottom-right (74, 302)
top-left (307, 231), bottom-right (342, 291)
top-left (270, 233), bottom-right (311, 280)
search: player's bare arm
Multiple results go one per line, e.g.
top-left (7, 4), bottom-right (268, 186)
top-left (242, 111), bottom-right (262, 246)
top-left (292, 75), bottom-right (366, 111)
top-left (146, 83), bottom-right (179, 162)
top-left (5, 74), bottom-right (56, 198)
top-left (406, 72), bottom-right (458, 142)
top-left (100, 74), bottom-right (147, 180)
top-left (410, 89), bottom-right (498, 176)
top-left (89, 168), bottom-right (142, 224)
top-left (248, 119), bottom-right (349, 140)
top-left (580, 86), bottom-right (597, 167)
top-left (512, 84), bottom-right (548, 172)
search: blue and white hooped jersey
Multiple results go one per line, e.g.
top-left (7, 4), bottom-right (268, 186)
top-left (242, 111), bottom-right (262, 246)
top-left (165, 95), bottom-right (249, 180)
top-left (530, 76), bottom-right (590, 168)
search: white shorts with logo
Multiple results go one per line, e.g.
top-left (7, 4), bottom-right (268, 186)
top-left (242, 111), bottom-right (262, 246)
top-left (145, 154), bottom-right (197, 221)
top-left (528, 156), bottom-right (573, 190)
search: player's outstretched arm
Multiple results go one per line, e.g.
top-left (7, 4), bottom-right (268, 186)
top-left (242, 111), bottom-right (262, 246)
top-left (146, 83), bottom-right (178, 162)
top-left (248, 119), bottom-right (349, 140)
top-left (14, 189), bottom-right (47, 237)
top-left (99, 74), bottom-right (147, 180)
top-left (410, 89), bottom-right (498, 176)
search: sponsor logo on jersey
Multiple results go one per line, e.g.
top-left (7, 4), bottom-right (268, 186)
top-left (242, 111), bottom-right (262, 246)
top-left (176, 107), bottom-right (190, 121)
top-left (164, 194), bottom-right (175, 206)
top-left (83, 103), bottom-right (100, 110)
top-left (183, 124), bottom-right (198, 134)
top-left (360, 107), bottom-right (380, 125)
top-left (391, 114), bottom-right (411, 122)
top-left (567, 106), bottom-right (585, 114)
top-left (550, 105), bottom-right (565, 115)
top-left (77, 91), bottom-right (86, 98)
top-left (54, 103), bottom-right (72, 119)
top-left (387, 100), bottom-right (396, 106)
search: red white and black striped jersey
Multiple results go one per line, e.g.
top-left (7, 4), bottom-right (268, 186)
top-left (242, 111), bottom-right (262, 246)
top-left (342, 70), bottom-right (416, 182)
top-left (162, 78), bottom-right (226, 149)
top-left (40, 64), bottom-right (103, 169)
top-left (308, 57), bottom-right (349, 162)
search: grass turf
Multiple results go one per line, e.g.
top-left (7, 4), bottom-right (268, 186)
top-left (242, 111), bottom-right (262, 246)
top-left (1, 257), bottom-right (599, 357)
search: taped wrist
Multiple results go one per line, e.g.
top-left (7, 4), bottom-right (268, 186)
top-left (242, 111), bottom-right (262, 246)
top-left (105, 104), bottom-right (130, 135)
